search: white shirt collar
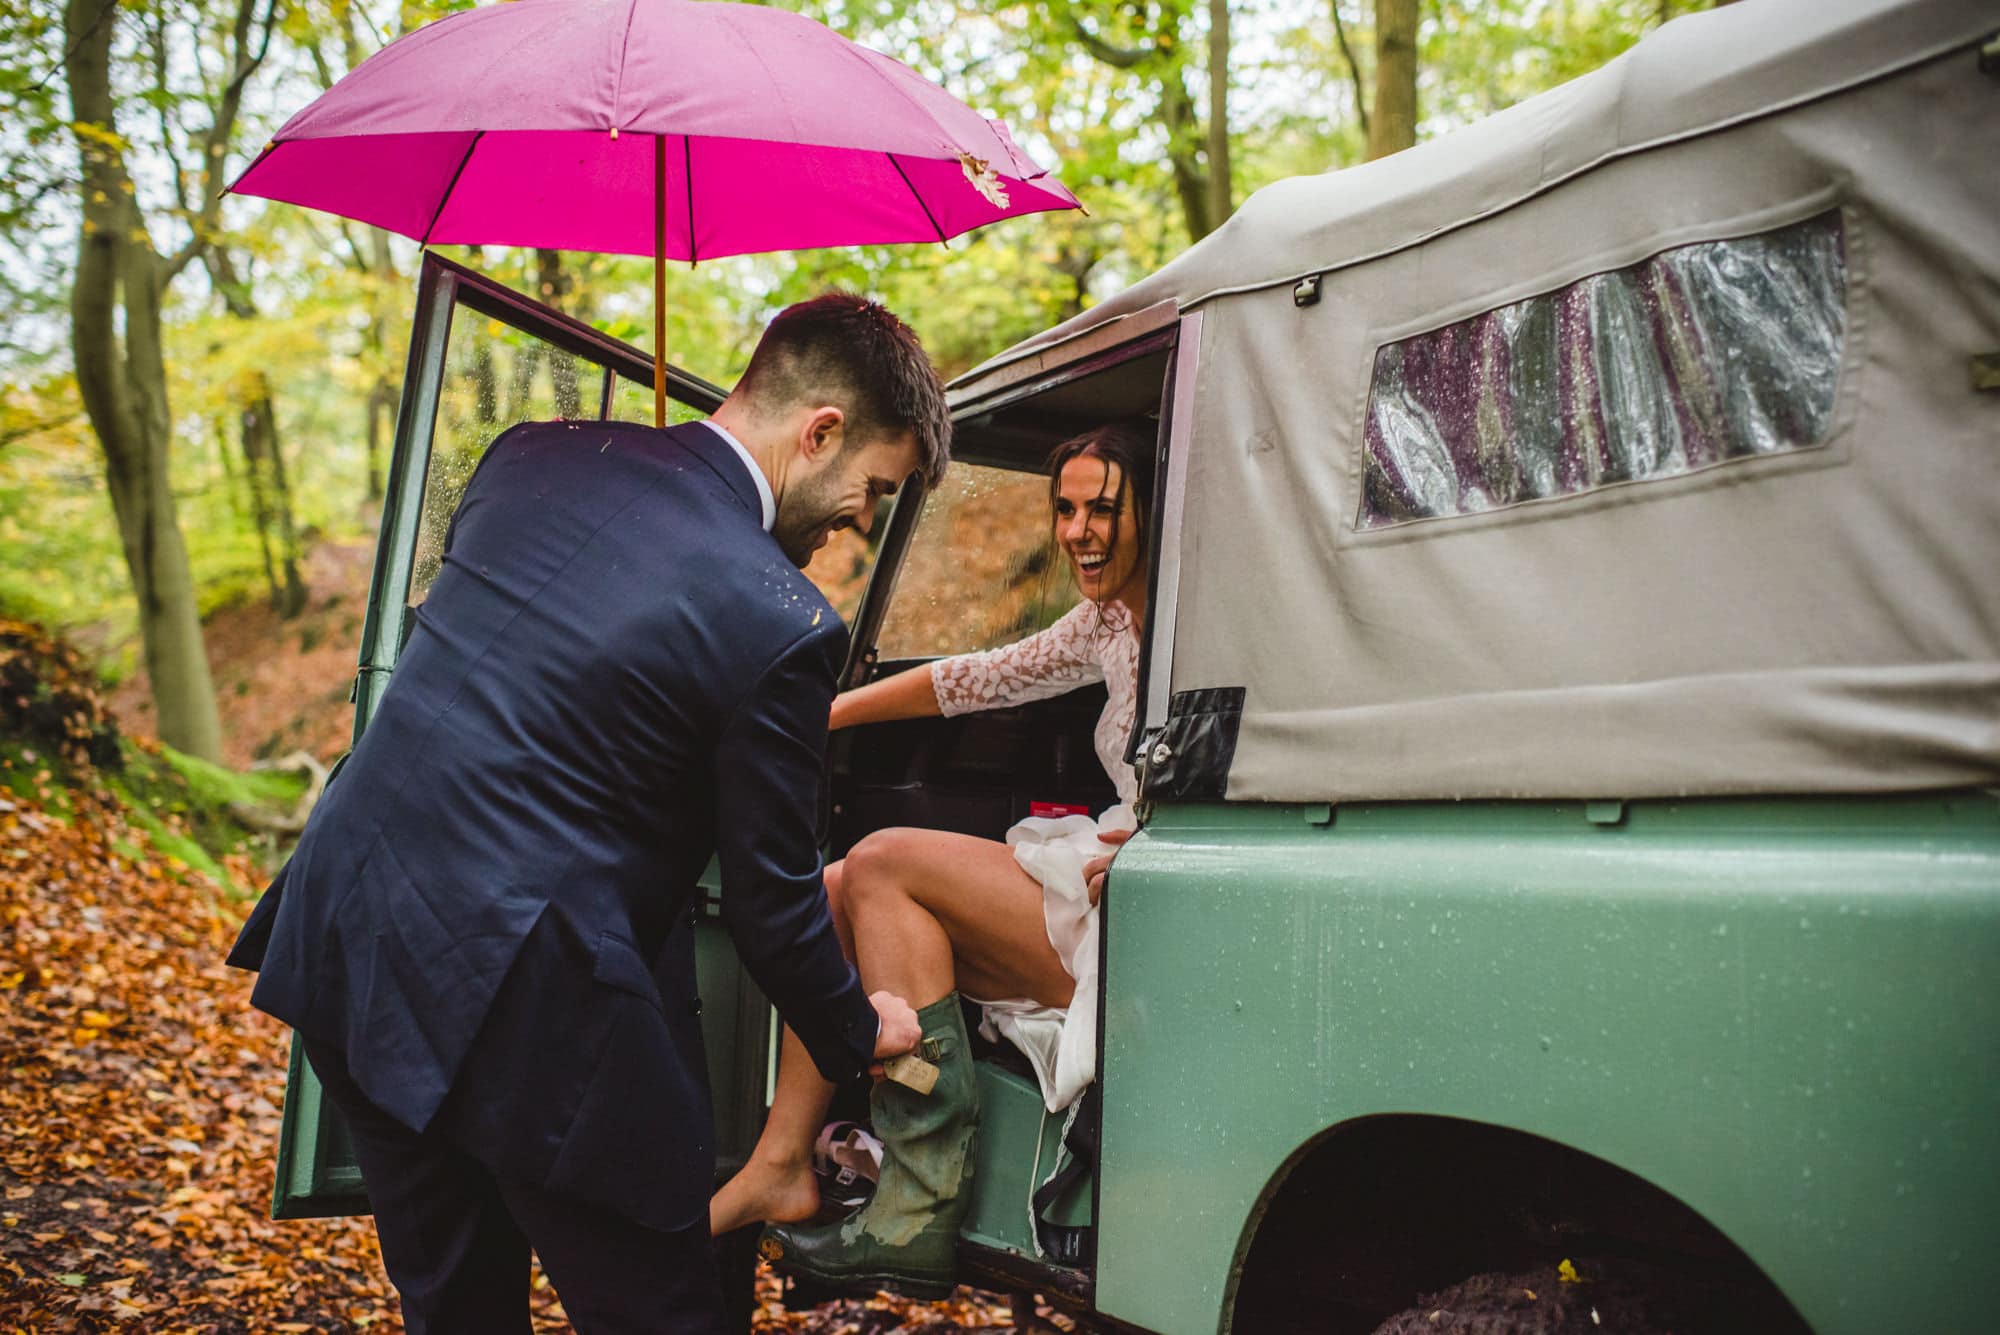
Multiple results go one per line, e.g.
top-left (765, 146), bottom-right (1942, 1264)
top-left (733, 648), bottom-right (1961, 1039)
top-left (699, 419), bottom-right (775, 532)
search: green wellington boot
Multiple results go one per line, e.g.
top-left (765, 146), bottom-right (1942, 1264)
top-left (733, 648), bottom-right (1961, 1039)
top-left (762, 992), bottom-right (979, 1299)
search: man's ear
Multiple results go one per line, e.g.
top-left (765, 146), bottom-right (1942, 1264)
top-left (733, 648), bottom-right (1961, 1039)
top-left (798, 406), bottom-right (845, 463)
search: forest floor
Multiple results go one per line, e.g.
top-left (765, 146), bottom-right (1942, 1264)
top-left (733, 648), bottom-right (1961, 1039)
top-left (0, 570), bottom-right (1054, 1333)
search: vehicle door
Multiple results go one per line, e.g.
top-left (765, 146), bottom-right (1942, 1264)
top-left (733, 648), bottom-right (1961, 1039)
top-left (266, 252), bottom-right (790, 1219)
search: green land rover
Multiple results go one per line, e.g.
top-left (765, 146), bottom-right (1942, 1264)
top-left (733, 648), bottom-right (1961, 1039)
top-left (266, 0), bottom-right (2000, 1330)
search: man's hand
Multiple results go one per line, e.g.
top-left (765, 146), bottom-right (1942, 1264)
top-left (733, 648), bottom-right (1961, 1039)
top-left (1083, 827), bottom-right (1135, 907)
top-left (869, 990), bottom-right (922, 1059)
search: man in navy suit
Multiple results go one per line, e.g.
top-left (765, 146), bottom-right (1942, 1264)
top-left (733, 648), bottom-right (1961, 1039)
top-left (227, 294), bottom-right (948, 1333)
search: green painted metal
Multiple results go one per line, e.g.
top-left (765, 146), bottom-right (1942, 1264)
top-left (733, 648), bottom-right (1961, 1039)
top-left (1092, 793), bottom-right (2000, 1335)
top-left (692, 857), bottom-right (779, 1177)
top-left (268, 1037), bottom-right (369, 1219)
top-left (961, 1063), bottom-right (1087, 1258)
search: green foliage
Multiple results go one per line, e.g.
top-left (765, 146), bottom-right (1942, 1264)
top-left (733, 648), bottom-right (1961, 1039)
top-left (0, 378), bottom-right (129, 633)
top-left (103, 740), bottom-right (304, 896)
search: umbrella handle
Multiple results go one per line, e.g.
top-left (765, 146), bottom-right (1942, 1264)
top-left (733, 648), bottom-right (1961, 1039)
top-left (654, 134), bottom-right (667, 429)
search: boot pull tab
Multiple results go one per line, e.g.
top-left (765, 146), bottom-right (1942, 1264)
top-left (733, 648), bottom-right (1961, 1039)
top-left (882, 1037), bottom-right (943, 1094)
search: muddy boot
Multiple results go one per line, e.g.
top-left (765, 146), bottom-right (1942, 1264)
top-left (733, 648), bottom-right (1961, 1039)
top-left (761, 993), bottom-right (978, 1300)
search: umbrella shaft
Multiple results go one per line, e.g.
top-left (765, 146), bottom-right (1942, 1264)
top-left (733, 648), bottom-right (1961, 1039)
top-left (654, 135), bottom-right (667, 429)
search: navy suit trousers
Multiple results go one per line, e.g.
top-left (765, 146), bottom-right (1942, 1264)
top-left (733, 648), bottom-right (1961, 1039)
top-left (304, 1039), bottom-right (726, 1335)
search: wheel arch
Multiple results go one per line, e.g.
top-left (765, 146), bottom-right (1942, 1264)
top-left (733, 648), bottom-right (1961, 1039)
top-left (1220, 1113), bottom-right (1813, 1335)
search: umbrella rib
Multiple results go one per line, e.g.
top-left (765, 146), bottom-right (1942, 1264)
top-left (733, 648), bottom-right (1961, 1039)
top-left (684, 136), bottom-right (696, 265)
top-left (421, 130), bottom-right (485, 245)
top-left (888, 154), bottom-right (948, 247)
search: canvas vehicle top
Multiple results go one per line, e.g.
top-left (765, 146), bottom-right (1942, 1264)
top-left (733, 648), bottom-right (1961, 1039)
top-left (271, 1), bottom-right (2000, 1331)
top-left (959, 0), bottom-right (2000, 809)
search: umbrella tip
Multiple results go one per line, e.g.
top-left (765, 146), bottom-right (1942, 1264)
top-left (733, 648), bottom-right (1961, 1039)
top-left (610, 127), bottom-right (619, 140)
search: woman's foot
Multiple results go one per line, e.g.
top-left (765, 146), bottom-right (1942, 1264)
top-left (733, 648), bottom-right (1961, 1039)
top-left (709, 1154), bottom-right (821, 1236)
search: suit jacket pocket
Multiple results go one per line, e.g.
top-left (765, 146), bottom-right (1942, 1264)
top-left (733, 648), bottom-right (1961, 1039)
top-left (591, 930), bottom-right (665, 1015)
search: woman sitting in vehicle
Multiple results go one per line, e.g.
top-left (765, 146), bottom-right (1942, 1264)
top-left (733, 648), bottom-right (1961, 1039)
top-left (711, 418), bottom-right (1155, 1294)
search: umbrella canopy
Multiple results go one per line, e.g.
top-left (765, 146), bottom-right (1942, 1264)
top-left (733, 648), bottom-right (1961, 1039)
top-left (230, 0), bottom-right (1080, 261)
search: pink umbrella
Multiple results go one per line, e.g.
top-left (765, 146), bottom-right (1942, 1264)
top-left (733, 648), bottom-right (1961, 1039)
top-left (231, 0), bottom-right (1080, 423)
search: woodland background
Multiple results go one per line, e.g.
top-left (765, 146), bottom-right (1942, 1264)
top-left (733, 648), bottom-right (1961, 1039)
top-left (2, 1), bottom-right (1732, 1330)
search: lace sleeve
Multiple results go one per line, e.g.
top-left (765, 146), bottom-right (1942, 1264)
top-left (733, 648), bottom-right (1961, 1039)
top-left (929, 602), bottom-right (1107, 717)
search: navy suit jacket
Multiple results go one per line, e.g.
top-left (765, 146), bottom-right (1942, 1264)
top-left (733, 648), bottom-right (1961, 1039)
top-left (228, 420), bottom-right (877, 1231)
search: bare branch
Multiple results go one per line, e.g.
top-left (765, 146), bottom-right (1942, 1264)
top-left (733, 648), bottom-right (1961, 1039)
top-left (1070, 16), bottom-right (1152, 70)
top-left (160, 243), bottom-right (195, 283)
top-left (171, 0), bottom-right (279, 285)
top-left (1329, 0), bottom-right (1371, 140)
top-left (26, 0), bottom-right (117, 96)
top-left (0, 411), bottom-right (84, 451)
top-left (150, 8), bottom-right (192, 219)
top-left (288, 207), bottom-right (369, 278)
top-left (305, 27), bottom-right (339, 91)
top-left (224, 0), bottom-right (282, 103)
top-left (335, 217), bottom-right (370, 273)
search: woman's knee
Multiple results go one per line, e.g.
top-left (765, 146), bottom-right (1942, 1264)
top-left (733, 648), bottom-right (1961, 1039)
top-left (840, 827), bottom-right (926, 905)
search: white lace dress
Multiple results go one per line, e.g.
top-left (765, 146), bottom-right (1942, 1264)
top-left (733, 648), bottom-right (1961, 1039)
top-left (929, 599), bottom-right (1141, 1112)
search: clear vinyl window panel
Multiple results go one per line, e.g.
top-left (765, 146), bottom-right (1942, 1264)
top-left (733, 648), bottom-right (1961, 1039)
top-left (874, 462), bottom-right (1070, 659)
top-left (1360, 210), bottom-right (1847, 529)
top-left (409, 319), bottom-right (604, 604)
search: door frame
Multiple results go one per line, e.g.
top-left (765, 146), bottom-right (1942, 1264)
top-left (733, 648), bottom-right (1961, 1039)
top-left (271, 252), bottom-right (725, 1219)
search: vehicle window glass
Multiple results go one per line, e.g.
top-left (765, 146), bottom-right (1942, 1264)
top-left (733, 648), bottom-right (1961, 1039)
top-left (1360, 209), bottom-right (1847, 529)
top-left (608, 374), bottom-right (711, 429)
top-left (409, 319), bottom-right (607, 604)
top-left (875, 462), bottom-right (1069, 658)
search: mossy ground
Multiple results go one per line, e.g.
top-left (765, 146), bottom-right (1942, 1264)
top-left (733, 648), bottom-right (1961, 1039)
top-left (2, 720), bottom-right (304, 902)
top-left (4, 613), bottom-right (309, 898)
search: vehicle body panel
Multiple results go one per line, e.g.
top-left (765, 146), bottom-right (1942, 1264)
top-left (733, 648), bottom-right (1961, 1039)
top-left (1094, 796), bottom-right (2000, 1334)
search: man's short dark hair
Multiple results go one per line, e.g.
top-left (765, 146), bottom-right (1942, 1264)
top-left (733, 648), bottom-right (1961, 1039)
top-left (737, 292), bottom-right (950, 488)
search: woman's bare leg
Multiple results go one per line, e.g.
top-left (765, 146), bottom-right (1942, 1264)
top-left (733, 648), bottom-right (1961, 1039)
top-left (711, 829), bottom-right (1070, 1234)
top-left (841, 827), bottom-right (1072, 1011)
top-left (711, 862), bottom-right (857, 1235)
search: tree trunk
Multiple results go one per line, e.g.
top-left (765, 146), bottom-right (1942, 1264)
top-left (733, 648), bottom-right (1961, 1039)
top-left (338, 13), bottom-right (398, 505)
top-left (505, 342), bottom-right (545, 426)
top-left (1159, 76), bottom-right (1213, 242)
top-left (1329, 0), bottom-right (1372, 141)
top-left (240, 375), bottom-right (307, 617)
top-left (536, 249), bottom-right (583, 418)
top-left (1205, 0), bottom-right (1233, 232)
top-left (204, 237), bottom-right (310, 621)
top-left (1053, 241), bottom-right (1099, 321)
top-left (1367, 0), bottom-right (1420, 160)
top-left (364, 226), bottom-right (397, 504)
top-left (365, 372), bottom-right (393, 505)
top-left (536, 248), bottom-right (571, 312)
top-left (65, 0), bottom-right (223, 761)
top-left (471, 340), bottom-right (500, 425)
top-left (239, 399), bottom-right (281, 613)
